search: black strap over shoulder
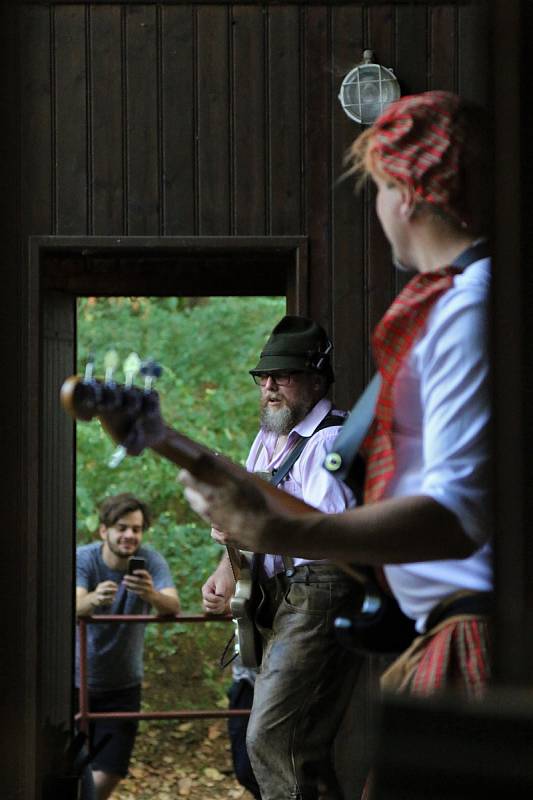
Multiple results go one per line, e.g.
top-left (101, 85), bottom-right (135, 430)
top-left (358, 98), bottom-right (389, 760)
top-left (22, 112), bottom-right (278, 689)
top-left (270, 411), bottom-right (343, 487)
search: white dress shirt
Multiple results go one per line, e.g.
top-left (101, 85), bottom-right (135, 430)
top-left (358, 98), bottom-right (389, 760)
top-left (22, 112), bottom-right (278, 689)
top-left (246, 398), bottom-right (355, 577)
top-left (383, 258), bottom-right (493, 631)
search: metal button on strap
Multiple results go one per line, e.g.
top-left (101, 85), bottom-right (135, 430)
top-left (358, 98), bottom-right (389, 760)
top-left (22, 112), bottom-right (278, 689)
top-left (285, 567), bottom-right (295, 577)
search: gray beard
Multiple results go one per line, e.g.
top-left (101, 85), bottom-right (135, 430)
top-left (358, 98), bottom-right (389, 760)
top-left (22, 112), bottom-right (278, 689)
top-left (260, 400), bottom-right (312, 435)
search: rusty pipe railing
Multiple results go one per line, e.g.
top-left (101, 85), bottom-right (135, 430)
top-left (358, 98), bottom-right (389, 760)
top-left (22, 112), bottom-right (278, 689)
top-left (76, 612), bottom-right (250, 734)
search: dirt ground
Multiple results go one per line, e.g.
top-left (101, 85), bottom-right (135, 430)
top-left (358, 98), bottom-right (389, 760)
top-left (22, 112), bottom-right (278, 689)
top-left (114, 717), bottom-right (255, 800)
top-left (112, 628), bottom-right (256, 800)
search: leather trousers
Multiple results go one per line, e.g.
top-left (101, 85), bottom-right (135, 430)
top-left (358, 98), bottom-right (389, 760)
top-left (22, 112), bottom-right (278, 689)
top-left (246, 563), bottom-right (362, 800)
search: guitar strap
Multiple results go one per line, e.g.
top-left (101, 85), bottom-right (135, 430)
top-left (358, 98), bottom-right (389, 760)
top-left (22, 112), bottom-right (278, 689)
top-left (270, 411), bottom-right (343, 487)
top-left (322, 376), bottom-right (381, 487)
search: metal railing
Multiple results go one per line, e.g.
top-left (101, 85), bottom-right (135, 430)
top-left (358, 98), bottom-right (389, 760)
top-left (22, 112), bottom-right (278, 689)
top-left (76, 613), bottom-right (250, 734)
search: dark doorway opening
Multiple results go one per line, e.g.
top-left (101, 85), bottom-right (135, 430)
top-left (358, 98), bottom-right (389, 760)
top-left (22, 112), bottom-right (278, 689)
top-left (29, 234), bottom-right (308, 750)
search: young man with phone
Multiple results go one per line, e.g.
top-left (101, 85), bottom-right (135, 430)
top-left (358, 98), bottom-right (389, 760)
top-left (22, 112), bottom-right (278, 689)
top-left (76, 493), bottom-right (180, 800)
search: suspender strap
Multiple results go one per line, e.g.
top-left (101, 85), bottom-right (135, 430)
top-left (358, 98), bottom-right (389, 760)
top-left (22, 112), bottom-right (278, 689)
top-left (269, 411), bottom-right (342, 573)
top-left (271, 412), bottom-right (343, 487)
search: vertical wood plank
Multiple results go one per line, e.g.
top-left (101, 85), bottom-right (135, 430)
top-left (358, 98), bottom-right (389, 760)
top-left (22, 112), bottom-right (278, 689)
top-left (3, 8), bottom-right (40, 796)
top-left (40, 292), bottom-right (76, 731)
top-left (125, 5), bottom-right (160, 234)
top-left (396, 3), bottom-right (428, 95)
top-left (458, 1), bottom-right (490, 105)
top-left (331, 5), bottom-right (365, 406)
top-left (490, 0), bottom-right (529, 684)
top-left (429, 5), bottom-right (457, 91)
top-left (232, 6), bottom-right (267, 236)
top-left (54, 5), bottom-right (88, 235)
top-left (197, 5), bottom-right (231, 235)
top-left (304, 6), bottom-right (332, 333)
top-left (89, 6), bottom-right (124, 235)
top-left (367, 3), bottom-right (395, 71)
top-left (20, 5), bottom-right (53, 236)
top-left (161, 5), bottom-right (195, 235)
top-left (268, 5), bottom-right (302, 235)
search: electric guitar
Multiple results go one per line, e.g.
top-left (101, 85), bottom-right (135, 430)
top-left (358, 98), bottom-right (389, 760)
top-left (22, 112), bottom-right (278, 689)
top-left (61, 355), bottom-right (415, 663)
top-left (225, 547), bottom-right (263, 668)
top-left (61, 354), bottom-right (322, 668)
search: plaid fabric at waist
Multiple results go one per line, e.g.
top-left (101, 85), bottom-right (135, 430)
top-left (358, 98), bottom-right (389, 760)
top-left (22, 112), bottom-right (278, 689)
top-left (380, 591), bottom-right (493, 698)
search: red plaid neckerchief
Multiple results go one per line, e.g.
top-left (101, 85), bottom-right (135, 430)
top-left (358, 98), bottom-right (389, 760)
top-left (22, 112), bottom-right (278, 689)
top-left (363, 267), bottom-right (461, 504)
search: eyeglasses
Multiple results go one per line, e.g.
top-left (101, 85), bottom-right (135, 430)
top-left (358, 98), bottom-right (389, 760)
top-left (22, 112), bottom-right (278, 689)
top-left (251, 371), bottom-right (302, 387)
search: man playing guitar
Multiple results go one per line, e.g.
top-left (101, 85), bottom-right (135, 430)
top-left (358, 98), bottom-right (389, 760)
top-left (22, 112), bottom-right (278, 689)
top-left (201, 316), bottom-right (360, 800)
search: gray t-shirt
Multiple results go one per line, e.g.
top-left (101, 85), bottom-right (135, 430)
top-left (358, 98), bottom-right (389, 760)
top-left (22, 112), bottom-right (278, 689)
top-left (75, 542), bottom-right (175, 691)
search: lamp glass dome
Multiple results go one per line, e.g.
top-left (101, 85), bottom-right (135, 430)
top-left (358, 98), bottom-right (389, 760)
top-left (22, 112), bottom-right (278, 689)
top-left (339, 62), bottom-right (400, 125)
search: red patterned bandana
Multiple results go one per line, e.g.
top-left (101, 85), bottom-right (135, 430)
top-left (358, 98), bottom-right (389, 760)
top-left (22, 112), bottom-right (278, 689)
top-left (363, 268), bottom-right (461, 504)
top-left (371, 91), bottom-right (467, 227)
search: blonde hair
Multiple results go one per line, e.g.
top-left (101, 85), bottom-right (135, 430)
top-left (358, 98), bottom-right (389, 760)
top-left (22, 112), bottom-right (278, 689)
top-left (344, 128), bottom-right (401, 190)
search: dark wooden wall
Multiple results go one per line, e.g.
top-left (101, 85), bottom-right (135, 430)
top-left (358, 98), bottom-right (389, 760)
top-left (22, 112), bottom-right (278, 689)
top-left (20, 0), bottom-right (489, 403)
top-left (2, 2), bottom-right (491, 798)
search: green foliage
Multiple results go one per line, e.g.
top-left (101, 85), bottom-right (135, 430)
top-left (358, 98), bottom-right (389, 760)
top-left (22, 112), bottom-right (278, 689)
top-left (76, 295), bottom-right (285, 658)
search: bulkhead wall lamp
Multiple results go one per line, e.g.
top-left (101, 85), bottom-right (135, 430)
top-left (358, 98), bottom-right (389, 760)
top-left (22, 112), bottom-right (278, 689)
top-left (338, 49), bottom-right (400, 125)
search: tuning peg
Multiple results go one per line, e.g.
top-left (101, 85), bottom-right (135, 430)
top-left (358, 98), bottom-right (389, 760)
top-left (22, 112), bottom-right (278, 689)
top-left (140, 359), bottom-right (163, 391)
top-left (83, 353), bottom-right (95, 383)
top-left (103, 349), bottom-right (119, 384)
top-left (123, 352), bottom-right (141, 387)
top-left (108, 444), bottom-right (127, 469)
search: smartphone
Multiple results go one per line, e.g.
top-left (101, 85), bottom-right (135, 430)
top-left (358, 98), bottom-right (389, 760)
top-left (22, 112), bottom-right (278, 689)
top-left (127, 556), bottom-right (146, 575)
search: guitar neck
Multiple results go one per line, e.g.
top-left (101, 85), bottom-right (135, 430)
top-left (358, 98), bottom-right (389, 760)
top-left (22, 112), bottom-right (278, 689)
top-left (60, 374), bottom-right (365, 585)
top-left (153, 426), bottom-right (369, 585)
top-left (152, 425), bottom-right (315, 517)
top-left (226, 544), bottom-right (243, 582)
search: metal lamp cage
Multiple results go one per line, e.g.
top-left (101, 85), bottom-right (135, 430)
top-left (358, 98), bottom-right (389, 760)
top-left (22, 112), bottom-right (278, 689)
top-left (338, 60), bottom-right (400, 125)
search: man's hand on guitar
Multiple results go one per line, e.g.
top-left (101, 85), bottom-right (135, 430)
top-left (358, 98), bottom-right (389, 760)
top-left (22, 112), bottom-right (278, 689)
top-left (179, 469), bottom-right (270, 551)
top-left (201, 564), bottom-right (235, 615)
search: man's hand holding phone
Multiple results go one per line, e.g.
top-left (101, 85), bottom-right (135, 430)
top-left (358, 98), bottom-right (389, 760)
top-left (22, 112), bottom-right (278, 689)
top-left (123, 556), bottom-right (154, 601)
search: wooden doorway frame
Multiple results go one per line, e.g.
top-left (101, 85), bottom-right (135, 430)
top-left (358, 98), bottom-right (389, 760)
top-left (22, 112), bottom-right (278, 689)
top-left (27, 233), bottom-right (308, 787)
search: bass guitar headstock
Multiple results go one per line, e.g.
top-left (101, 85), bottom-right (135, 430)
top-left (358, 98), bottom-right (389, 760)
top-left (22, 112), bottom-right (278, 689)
top-left (60, 351), bottom-right (167, 466)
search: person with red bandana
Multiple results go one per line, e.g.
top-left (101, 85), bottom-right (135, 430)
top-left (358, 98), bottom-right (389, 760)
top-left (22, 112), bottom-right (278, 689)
top-left (76, 493), bottom-right (180, 800)
top-left (180, 91), bottom-right (493, 704)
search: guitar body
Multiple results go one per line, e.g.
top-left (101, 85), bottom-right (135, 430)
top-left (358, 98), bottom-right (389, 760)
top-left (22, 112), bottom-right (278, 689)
top-left (229, 553), bottom-right (264, 669)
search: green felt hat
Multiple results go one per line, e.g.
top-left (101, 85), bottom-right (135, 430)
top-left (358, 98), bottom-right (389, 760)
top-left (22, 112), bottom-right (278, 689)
top-left (250, 316), bottom-right (334, 382)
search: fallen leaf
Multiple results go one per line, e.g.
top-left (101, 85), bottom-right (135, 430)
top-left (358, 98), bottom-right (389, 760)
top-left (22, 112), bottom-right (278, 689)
top-left (177, 777), bottom-right (193, 796)
top-left (207, 722), bottom-right (223, 740)
top-left (128, 767), bottom-right (145, 779)
top-left (203, 767), bottom-right (224, 781)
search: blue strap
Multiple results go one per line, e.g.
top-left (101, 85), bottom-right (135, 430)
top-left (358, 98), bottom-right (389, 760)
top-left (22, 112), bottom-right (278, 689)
top-left (323, 374), bottom-right (381, 482)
